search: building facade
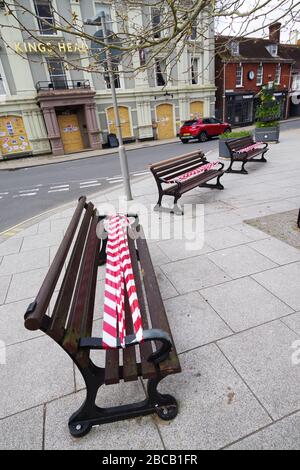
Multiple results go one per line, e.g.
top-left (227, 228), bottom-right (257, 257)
top-left (0, 1), bottom-right (216, 159)
top-left (215, 24), bottom-right (295, 126)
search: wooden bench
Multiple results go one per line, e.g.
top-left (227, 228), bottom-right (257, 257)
top-left (24, 197), bottom-right (181, 438)
top-left (150, 151), bottom-right (225, 215)
top-left (225, 136), bottom-right (269, 175)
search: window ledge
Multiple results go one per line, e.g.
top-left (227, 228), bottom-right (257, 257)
top-left (236, 85), bottom-right (244, 88)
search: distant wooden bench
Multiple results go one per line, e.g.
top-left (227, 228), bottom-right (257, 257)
top-left (226, 136), bottom-right (269, 175)
top-left (24, 197), bottom-right (181, 438)
top-left (150, 151), bottom-right (225, 215)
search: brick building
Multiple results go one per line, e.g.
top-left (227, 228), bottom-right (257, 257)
top-left (215, 24), bottom-right (295, 126)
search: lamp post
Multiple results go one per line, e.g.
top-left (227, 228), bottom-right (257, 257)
top-left (85, 12), bottom-right (133, 200)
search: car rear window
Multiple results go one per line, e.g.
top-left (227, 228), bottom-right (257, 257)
top-left (183, 120), bottom-right (198, 126)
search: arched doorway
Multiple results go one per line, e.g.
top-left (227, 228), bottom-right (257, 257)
top-left (156, 103), bottom-right (175, 140)
top-left (190, 101), bottom-right (204, 118)
top-left (106, 106), bottom-right (132, 138)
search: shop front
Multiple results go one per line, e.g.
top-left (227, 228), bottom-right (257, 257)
top-left (37, 84), bottom-right (102, 156)
top-left (225, 93), bottom-right (255, 126)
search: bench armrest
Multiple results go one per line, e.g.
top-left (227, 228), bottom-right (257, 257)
top-left (79, 328), bottom-right (172, 365)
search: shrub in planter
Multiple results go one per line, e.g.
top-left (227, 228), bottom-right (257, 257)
top-left (255, 85), bottom-right (281, 143)
top-left (219, 131), bottom-right (252, 158)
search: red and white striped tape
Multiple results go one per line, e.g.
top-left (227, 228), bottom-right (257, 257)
top-left (234, 142), bottom-right (264, 154)
top-left (102, 215), bottom-right (144, 349)
top-left (164, 161), bottom-right (220, 184)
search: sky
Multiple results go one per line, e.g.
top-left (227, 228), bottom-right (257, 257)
top-left (215, 0), bottom-right (300, 43)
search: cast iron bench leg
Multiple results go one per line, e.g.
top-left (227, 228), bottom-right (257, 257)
top-left (68, 360), bottom-right (178, 437)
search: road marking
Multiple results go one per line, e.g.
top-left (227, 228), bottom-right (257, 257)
top-left (14, 192), bottom-right (38, 198)
top-left (80, 183), bottom-right (102, 189)
top-left (0, 192), bottom-right (9, 196)
top-left (50, 184), bottom-right (69, 190)
top-left (107, 176), bottom-right (122, 181)
top-left (80, 180), bottom-right (98, 185)
top-left (19, 189), bottom-right (40, 193)
top-left (133, 171), bottom-right (149, 176)
top-left (108, 179), bottom-right (123, 184)
top-left (48, 188), bottom-right (70, 193)
top-left (0, 197), bottom-right (2, 200)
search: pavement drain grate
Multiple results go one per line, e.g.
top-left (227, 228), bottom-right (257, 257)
top-left (245, 209), bottom-right (300, 250)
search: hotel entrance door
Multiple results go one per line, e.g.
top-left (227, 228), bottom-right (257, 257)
top-left (57, 114), bottom-right (84, 154)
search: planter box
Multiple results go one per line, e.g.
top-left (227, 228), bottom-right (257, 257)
top-left (255, 126), bottom-right (280, 143)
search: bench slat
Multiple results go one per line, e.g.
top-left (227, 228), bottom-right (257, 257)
top-left (157, 158), bottom-right (208, 180)
top-left (151, 154), bottom-right (205, 177)
top-left (105, 349), bottom-right (120, 385)
top-left (24, 197), bottom-right (87, 331)
top-left (63, 211), bottom-right (99, 356)
top-left (164, 170), bottom-right (224, 195)
top-left (49, 202), bottom-right (94, 343)
top-left (122, 293), bottom-right (139, 382)
top-left (127, 232), bottom-right (156, 380)
top-left (150, 150), bottom-right (204, 172)
top-left (136, 233), bottom-right (181, 376)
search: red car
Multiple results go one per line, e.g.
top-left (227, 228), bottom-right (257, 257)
top-left (179, 117), bottom-right (231, 143)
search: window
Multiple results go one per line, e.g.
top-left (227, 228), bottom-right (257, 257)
top-left (256, 65), bottom-right (263, 86)
top-left (292, 73), bottom-right (300, 91)
top-left (155, 59), bottom-right (166, 86)
top-left (190, 21), bottom-right (197, 40)
top-left (46, 58), bottom-right (68, 89)
top-left (230, 42), bottom-right (240, 56)
top-left (267, 44), bottom-right (278, 57)
top-left (274, 64), bottom-right (281, 85)
top-left (151, 8), bottom-right (161, 39)
top-left (104, 63), bottom-right (121, 89)
top-left (191, 58), bottom-right (199, 85)
top-left (95, 2), bottom-right (112, 22)
top-left (236, 65), bottom-right (243, 87)
top-left (34, 0), bottom-right (55, 35)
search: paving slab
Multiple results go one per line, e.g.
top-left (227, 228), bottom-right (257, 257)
top-left (218, 321), bottom-right (300, 420)
top-left (227, 412), bottom-right (300, 450)
top-left (21, 230), bottom-right (64, 252)
top-left (164, 292), bottom-right (231, 353)
top-left (0, 237), bottom-right (22, 257)
top-left (44, 385), bottom-right (163, 450)
top-left (0, 335), bottom-right (74, 418)
top-left (156, 344), bottom-right (271, 450)
top-left (154, 267), bottom-right (178, 300)
top-left (6, 267), bottom-right (49, 303)
top-left (231, 223), bottom-right (269, 241)
top-left (0, 275), bottom-right (11, 305)
top-left (0, 406), bottom-right (44, 450)
top-left (249, 237), bottom-right (300, 265)
top-left (282, 312), bottom-right (300, 336)
top-left (205, 226), bottom-right (252, 250)
top-left (253, 262), bottom-right (300, 310)
top-left (157, 238), bottom-right (213, 262)
top-left (0, 298), bottom-right (43, 346)
top-left (207, 245), bottom-right (277, 279)
top-left (0, 247), bottom-right (49, 277)
top-left (200, 277), bottom-right (293, 332)
top-left (161, 255), bottom-right (231, 294)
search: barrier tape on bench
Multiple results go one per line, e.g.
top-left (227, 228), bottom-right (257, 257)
top-left (233, 142), bottom-right (265, 154)
top-left (102, 215), bottom-right (144, 349)
top-left (163, 161), bottom-right (220, 184)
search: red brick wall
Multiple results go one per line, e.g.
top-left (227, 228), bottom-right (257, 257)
top-left (224, 62), bottom-right (291, 92)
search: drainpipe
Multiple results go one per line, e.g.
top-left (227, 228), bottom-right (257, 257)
top-left (286, 63), bottom-right (293, 119)
top-left (223, 62), bottom-right (226, 122)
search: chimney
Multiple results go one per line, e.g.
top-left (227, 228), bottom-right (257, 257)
top-left (269, 22), bottom-right (281, 43)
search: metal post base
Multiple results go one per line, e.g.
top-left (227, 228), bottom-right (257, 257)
top-left (68, 363), bottom-right (178, 437)
top-left (154, 203), bottom-right (184, 216)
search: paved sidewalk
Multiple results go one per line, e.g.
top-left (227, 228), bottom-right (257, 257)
top-left (0, 125), bottom-right (300, 449)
